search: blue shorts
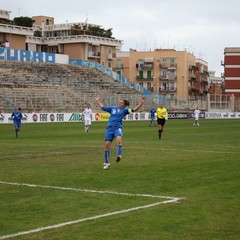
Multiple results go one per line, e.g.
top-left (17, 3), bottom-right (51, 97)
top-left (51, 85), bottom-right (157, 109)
top-left (13, 122), bottom-right (21, 127)
top-left (105, 127), bottom-right (123, 142)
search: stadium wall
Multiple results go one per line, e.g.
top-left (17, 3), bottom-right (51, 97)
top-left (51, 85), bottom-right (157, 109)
top-left (0, 48), bottom-right (69, 64)
top-left (1, 112), bottom-right (240, 124)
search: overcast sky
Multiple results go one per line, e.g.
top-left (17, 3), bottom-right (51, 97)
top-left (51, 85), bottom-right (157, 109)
top-left (2, 0), bottom-right (240, 76)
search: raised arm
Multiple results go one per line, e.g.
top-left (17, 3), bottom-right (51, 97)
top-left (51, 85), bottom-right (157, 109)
top-left (95, 96), bottom-right (104, 109)
top-left (133, 97), bottom-right (145, 112)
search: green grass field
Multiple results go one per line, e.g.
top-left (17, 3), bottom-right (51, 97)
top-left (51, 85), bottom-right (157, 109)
top-left (0, 119), bottom-right (239, 240)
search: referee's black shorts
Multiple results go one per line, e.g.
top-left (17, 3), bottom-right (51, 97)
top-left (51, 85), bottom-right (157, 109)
top-left (157, 118), bottom-right (166, 126)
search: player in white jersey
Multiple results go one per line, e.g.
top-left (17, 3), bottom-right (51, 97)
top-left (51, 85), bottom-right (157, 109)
top-left (193, 107), bottom-right (201, 127)
top-left (83, 103), bottom-right (93, 133)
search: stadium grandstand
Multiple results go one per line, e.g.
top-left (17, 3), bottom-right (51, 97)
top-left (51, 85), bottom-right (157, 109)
top-left (0, 60), bottom-right (158, 112)
top-left (0, 60), bottom-right (239, 113)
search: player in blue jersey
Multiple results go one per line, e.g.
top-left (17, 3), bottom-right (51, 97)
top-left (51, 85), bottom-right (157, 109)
top-left (149, 107), bottom-right (156, 127)
top-left (11, 106), bottom-right (23, 137)
top-left (95, 96), bottom-right (145, 170)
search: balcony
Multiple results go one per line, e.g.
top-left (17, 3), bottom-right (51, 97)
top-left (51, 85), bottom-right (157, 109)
top-left (189, 65), bottom-right (198, 71)
top-left (108, 53), bottom-right (116, 59)
top-left (189, 75), bottom-right (196, 81)
top-left (160, 87), bottom-right (176, 93)
top-left (169, 87), bottom-right (177, 92)
top-left (136, 76), bottom-right (153, 81)
top-left (136, 63), bottom-right (154, 70)
top-left (188, 86), bottom-right (198, 92)
top-left (159, 63), bottom-right (168, 68)
top-left (159, 75), bottom-right (177, 81)
top-left (159, 75), bottom-right (168, 81)
top-left (169, 75), bottom-right (176, 81)
top-left (28, 34), bottom-right (122, 49)
top-left (201, 70), bottom-right (209, 76)
top-left (0, 23), bottom-right (34, 36)
top-left (88, 51), bottom-right (100, 58)
top-left (201, 80), bottom-right (208, 85)
top-left (168, 64), bottom-right (177, 69)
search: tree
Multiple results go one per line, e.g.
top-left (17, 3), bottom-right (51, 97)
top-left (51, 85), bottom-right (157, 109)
top-left (70, 24), bottom-right (113, 38)
top-left (103, 28), bottom-right (113, 38)
top-left (13, 17), bottom-right (32, 27)
top-left (34, 30), bottom-right (42, 37)
top-left (71, 24), bottom-right (84, 35)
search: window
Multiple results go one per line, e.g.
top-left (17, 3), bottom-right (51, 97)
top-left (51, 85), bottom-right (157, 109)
top-left (162, 83), bottom-right (167, 90)
top-left (139, 71), bottom-right (143, 79)
top-left (169, 82), bottom-right (175, 90)
top-left (116, 59), bottom-right (122, 68)
top-left (162, 70), bottom-right (167, 79)
top-left (108, 61), bottom-right (112, 68)
top-left (137, 59), bottom-right (144, 69)
top-left (161, 58), bottom-right (166, 67)
top-left (170, 58), bottom-right (175, 67)
top-left (101, 47), bottom-right (105, 54)
top-left (169, 70), bottom-right (175, 79)
top-left (147, 71), bottom-right (152, 78)
top-left (147, 82), bottom-right (152, 90)
top-left (116, 70), bottom-right (121, 80)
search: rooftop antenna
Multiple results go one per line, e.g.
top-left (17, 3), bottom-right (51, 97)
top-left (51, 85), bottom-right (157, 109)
top-left (85, 14), bottom-right (88, 24)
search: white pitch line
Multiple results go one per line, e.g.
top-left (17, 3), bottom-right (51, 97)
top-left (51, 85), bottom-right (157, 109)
top-left (0, 181), bottom-right (182, 239)
top-left (0, 199), bottom-right (178, 240)
top-left (57, 144), bottom-right (240, 154)
top-left (0, 181), bottom-right (180, 200)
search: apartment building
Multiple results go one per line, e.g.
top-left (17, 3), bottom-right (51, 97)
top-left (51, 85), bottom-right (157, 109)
top-left (32, 16), bottom-right (54, 26)
top-left (0, 9), bottom-right (30, 49)
top-left (0, 11), bottom-right (122, 69)
top-left (115, 49), bottom-right (207, 101)
top-left (208, 71), bottom-right (224, 95)
top-left (0, 9), bottom-right (11, 20)
top-left (222, 47), bottom-right (240, 97)
top-left (195, 59), bottom-right (209, 95)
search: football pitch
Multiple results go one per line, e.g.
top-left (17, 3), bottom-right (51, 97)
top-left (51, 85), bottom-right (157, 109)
top-left (0, 119), bottom-right (239, 240)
